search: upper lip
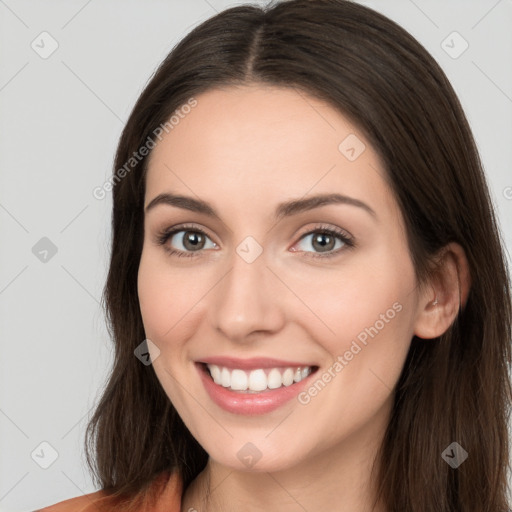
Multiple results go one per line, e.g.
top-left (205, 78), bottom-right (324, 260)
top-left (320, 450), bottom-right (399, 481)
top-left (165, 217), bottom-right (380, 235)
top-left (198, 356), bottom-right (317, 370)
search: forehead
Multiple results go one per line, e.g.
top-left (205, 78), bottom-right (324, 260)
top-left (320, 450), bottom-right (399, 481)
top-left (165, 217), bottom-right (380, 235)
top-left (144, 84), bottom-right (399, 225)
top-left (149, 84), bottom-right (361, 167)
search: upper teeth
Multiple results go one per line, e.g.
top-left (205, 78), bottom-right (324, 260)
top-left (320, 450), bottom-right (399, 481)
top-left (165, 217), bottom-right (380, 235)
top-left (206, 364), bottom-right (313, 392)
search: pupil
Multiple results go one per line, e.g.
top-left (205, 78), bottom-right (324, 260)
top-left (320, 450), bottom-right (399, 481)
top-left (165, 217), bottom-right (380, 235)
top-left (184, 231), bottom-right (203, 250)
top-left (314, 233), bottom-right (333, 252)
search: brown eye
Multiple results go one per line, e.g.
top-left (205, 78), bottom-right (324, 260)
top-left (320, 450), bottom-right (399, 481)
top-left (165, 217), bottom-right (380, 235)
top-left (292, 226), bottom-right (355, 259)
top-left (156, 225), bottom-right (217, 258)
top-left (311, 232), bottom-right (337, 252)
top-left (179, 231), bottom-right (207, 251)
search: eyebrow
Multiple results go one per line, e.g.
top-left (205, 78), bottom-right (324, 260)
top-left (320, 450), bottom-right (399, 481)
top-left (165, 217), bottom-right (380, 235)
top-left (144, 192), bottom-right (377, 221)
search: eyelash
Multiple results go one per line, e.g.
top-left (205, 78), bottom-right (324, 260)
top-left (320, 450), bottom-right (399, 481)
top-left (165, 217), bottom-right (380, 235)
top-left (154, 223), bottom-right (355, 260)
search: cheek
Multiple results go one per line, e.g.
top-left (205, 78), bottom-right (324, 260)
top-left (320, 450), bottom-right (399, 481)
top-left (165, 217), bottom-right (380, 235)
top-left (289, 246), bottom-right (417, 430)
top-left (137, 249), bottom-right (214, 351)
top-left (292, 248), bottom-right (415, 394)
top-left (137, 254), bottom-right (171, 338)
top-left (289, 245), bottom-right (416, 349)
top-left (137, 252), bottom-right (203, 407)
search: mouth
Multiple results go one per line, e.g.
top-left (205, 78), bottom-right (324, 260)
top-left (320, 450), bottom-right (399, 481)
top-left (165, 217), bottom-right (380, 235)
top-left (195, 358), bottom-right (320, 415)
top-left (200, 362), bottom-right (319, 393)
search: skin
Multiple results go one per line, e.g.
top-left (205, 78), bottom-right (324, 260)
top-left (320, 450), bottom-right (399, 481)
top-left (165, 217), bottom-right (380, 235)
top-left (137, 84), bottom-right (470, 512)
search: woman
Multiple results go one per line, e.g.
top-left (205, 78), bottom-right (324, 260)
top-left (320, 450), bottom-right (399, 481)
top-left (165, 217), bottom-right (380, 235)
top-left (38, 0), bottom-right (511, 510)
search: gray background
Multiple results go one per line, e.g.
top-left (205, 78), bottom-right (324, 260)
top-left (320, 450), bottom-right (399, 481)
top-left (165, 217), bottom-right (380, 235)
top-left (0, 0), bottom-right (511, 510)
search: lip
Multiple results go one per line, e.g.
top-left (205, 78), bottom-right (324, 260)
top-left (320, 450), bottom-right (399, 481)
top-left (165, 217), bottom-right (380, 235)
top-left (198, 356), bottom-right (316, 370)
top-left (196, 361), bottom-right (318, 416)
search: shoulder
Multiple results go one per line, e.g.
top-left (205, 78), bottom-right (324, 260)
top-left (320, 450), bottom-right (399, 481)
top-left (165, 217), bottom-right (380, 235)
top-left (35, 488), bottom-right (112, 512)
top-left (36, 470), bottom-right (183, 512)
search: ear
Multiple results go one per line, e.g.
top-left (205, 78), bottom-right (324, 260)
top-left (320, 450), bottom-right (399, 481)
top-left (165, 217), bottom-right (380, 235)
top-left (413, 242), bottom-right (471, 340)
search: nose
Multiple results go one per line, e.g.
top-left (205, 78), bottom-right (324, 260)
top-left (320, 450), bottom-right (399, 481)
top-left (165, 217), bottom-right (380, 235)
top-left (209, 244), bottom-right (286, 343)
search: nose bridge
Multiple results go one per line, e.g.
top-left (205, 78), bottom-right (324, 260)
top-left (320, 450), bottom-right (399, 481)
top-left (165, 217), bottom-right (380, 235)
top-left (210, 240), bottom-right (283, 341)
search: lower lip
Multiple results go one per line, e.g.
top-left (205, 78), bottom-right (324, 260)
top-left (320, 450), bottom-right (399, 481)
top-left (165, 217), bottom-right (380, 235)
top-left (196, 363), bottom-right (317, 415)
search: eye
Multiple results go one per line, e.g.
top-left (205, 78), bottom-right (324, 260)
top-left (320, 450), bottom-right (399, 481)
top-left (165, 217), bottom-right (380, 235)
top-left (155, 224), bottom-right (217, 258)
top-left (155, 223), bottom-right (355, 260)
top-left (291, 224), bottom-right (355, 259)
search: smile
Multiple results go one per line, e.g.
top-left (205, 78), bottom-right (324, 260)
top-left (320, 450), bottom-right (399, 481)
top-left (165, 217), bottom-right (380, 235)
top-left (206, 364), bottom-right (314, 393)
top-left (196, 359), bottom-right (319, 415)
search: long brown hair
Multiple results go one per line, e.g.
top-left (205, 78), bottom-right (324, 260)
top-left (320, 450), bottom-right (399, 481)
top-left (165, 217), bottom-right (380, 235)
top-left (85, 1), bottom-right (512, 510)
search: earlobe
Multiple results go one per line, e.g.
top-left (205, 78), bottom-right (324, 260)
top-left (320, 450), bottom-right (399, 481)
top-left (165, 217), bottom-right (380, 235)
top-left (413, 242), bottom-right (471, 340)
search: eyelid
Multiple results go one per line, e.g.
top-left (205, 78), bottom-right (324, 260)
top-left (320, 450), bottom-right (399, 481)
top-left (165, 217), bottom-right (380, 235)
top-left (294, 223), bottom-right (353, 243)
top-left (154, 222), bottom-right (216, 244)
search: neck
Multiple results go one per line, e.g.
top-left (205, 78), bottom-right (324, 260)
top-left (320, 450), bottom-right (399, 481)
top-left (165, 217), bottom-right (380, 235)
top-left (181, 405), bottom-right (390, 512)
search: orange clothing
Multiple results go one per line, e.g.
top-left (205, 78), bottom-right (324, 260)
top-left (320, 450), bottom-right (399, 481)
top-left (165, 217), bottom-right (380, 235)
top-left (36, 470), bottom-right (183, 512)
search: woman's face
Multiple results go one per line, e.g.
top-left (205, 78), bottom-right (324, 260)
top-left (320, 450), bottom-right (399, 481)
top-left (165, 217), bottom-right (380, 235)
top-left (138, 84), bottom-right (424, 473)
